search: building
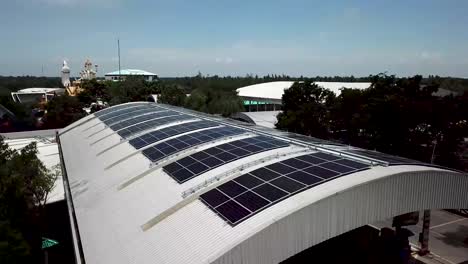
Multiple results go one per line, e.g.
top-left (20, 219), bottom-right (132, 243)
top-left (105, 69), bottom-right (158, 82)
top-left (236, 81), bottom-right (371, 112)
top-left (233, 81), bottom-right (371, 128)
top-left (11, 87), bottom-right (65, 104)
top-left (58, 102), bottom-right (468, 264)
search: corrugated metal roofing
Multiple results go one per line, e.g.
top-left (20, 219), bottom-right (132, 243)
top-left (58, 102), bottom-right (468, 264)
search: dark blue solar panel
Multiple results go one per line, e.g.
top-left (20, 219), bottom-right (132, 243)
top-left (94, 103), bottom-right (146, 117)
top-left (117, 115), bottom-right (192, 139)
top-left (110, 111), bottom-right (177, 131)
top-left (199, 152), bottom-right (372, 226)
top-left (345, 149), bottom-right (425, 165)
top-left (102, 106), bottom-right (164, 125)
top-left (142, 126), bottom-right (245, 163)
top-left (128, 120), bottom-right (218, 149)
top-left (163, 136), bottom-right (290, 183)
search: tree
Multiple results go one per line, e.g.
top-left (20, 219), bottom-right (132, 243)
top-left (276, 81), bottom-right (336, 139)
top-left (158, 85), bottom-right (186, 106)
top-left (42, 94), bottom-right (85, 129)
top-left (185, 86), bottom-right (244, 117)
top-left (77, 79), bottom-right (111, 104)
top-left (0, 138), bottom-right (57, 262)
top-left (108, 76), bottom-right (161, 105)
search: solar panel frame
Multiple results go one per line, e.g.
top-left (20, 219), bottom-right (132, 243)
top-left (142, 126), bottom-right (245, 163)
top-left (109, 111), bottom-right (178, 131)
top-left (345, 149), bottom-right (425, 165)
top-left (102, 107), bottom-right (165, 126)
top-left (163, 136), bottom-right (290, 183)
top-left (94, 103), bottom-right (146, 117)
top-left (117, 115), bottom-right (193, 139)
top-left (128, 120), bottom-right (219, 149)
top-left (200, 152), bottom-right (372, 226)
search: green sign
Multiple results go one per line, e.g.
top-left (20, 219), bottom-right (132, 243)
top-left (42, 238), bottom-right (59, 249)
top-left (243, 100), bottom-right (267, 105)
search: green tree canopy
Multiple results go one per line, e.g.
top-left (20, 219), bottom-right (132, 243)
top-left (107, 76), bottom-right (161, 105)
top-left (276, 81), bottom-right (336, 139)
top-left (276, 75), bottom-right (468, 171)
top-left (158, 85), bottom-right (186, 106)
top-left (0, 138), bottom-right (57, 262)
top-left (185, 87), bottom-right (243, 117)
top-left (42, 94), bottom-right (85, 129)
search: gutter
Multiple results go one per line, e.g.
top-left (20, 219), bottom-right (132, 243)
top-left (56, 132), bottom-right (86, 264)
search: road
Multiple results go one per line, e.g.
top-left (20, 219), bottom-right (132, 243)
top-left (372, 210), bottom-right (468, 264)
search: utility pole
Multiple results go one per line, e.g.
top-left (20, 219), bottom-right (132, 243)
top-left (118, 38), bottom-right (121, 80)
top-left (419, 136), bottom-right (439, 255)
top-left (419, 210), bottom-right (431, 255)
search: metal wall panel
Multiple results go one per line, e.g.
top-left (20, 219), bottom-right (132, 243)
top-left (213, 170), bottom-right (468, 264)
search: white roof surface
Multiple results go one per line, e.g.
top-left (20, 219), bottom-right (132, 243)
top-left (105, 69), bottom-right (158, 76)
top-left (3, 132), bottom-right (64, 204)
top-left (236, 81), bottom-right (371, 100)
top-left (58, 102), bottom-right (466, 264)
top-left (14, 87), bottom-right (65, 94)
top-left (239, 111), bottom-right (281, 128)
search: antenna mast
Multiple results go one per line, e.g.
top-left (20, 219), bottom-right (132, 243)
top-left (118, 38), bottom-right (121, 79)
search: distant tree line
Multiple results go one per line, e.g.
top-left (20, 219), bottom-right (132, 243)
top-left (277, 74), bottom-right (468, 171)
top-left (2, 74), bottom-right (468, 134)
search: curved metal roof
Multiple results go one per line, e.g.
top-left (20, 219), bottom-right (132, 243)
top-left (58, 102), bottom-right (468, 264)
top-left (236, 81), bottom-right (371, 100)
top-left (105, 69), bottom-right (158, 76)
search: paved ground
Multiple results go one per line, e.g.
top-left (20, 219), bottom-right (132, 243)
top-left (373, 210), bottom-right (468, 264)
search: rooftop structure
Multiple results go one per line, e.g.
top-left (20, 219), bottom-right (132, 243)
top-left (236, 81), bottom-right (371, 113)
top-left (11, 87), bottom-right (65, 104)
top-left (231, 111), bottom-right (281, 128)
top-left (58, 102), bottom-right (468, 264)
top-left (1, 129), bottom-right (64, 204)
top-left (105, 69), bottom-right (158, 82)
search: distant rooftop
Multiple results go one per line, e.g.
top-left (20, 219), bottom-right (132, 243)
top-left (105, 69), bottom-right (158, 76)
top-left (236, 81), bottom-right (371, 100)
top-left (15, 87), bottom-right (64, 94)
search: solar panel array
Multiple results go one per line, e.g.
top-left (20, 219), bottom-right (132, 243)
top-left (94, 103), bottom-right (145, 118)
top-left (128, 120), bottom-right (219, 149)
top-left (117, 114), bottom-right (192, 139)
top-left (200, 152), bottom-right (371, 226)
top-left (102, 106), bottom-right (162, 125)
top-left (109, 110), bottom-right (173, 131)
top-left (163, 136), bottom-right (290, 183)
top-left (345, 149), bottom-right (424, 165)
top-left (142, 126), bottom-right (245, 162)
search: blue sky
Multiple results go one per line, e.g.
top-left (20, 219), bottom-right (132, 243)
top-left (1, 0), bottom-right (467, 77)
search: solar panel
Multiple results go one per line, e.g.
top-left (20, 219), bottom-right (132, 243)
top-left (117, 115), bottom-right (193, 139)
top-left (128, 120), bottom-right (218, 149)
top-left (101, 106), bottom-right (163, 125)
top-left (142, 126), bottom-right (244, 163)
top-left (345, 149), bottom-right (424, 165)
top-left (199, 152), bottom-right (371, 226)
top-left (109, 111), bottom-right (177, 131)
top-left (94, 103), bottom-right (146, 117)
top-left (163, 136), bottom-right (290, 183)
